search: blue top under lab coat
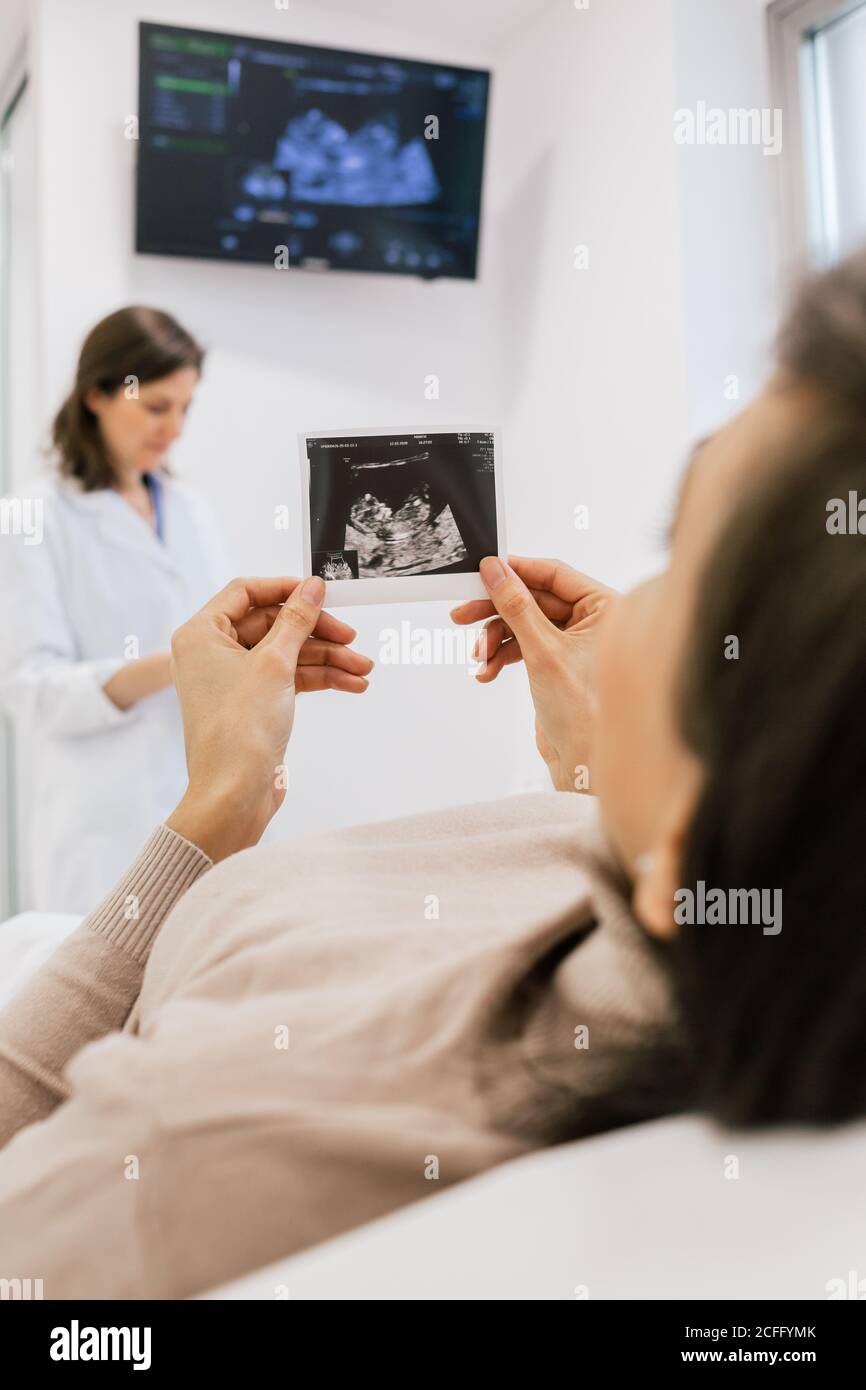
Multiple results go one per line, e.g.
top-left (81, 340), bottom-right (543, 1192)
top-left (143, 471), bottom-right (165, 542)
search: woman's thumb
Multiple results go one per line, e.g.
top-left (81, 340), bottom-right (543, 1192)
top-left (266, 575), bottom-right (325, 661)
top-left (479, 557), bottom-right (550, 659)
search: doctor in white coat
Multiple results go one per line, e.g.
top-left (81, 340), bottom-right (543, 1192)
top-left (0, 307), bottom-right (231, 913)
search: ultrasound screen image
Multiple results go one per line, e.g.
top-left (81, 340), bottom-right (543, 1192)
top-left (137, 23), bottom-right (489, 278)
top-left (272, 109), bottom-right (441, 207)
top-left (306, 434), bottom-right (497, 580)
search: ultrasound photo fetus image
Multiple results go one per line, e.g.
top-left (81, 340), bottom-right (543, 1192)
top-left (345, 480), bottom-right (466, 576)
top-left (307, 433), bottom-right (497, 582)
top-left (312, 549), bottom-right (359, 580)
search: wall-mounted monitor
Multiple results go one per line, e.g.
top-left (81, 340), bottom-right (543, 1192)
top-left (136, 22), bottom-right (490, 280)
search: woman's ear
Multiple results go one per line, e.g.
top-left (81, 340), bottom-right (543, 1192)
top-left (632, 768), bottom-right (701, 939)
top-left (633, 838), bottom-right (682, 939)
top-left (83, 386), bottom-right (104, 416)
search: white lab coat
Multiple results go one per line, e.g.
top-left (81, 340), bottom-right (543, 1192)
top-left (0, 472), bottom-right (231, 913)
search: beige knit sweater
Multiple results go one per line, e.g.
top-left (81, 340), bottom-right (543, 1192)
top-left (0, 792), bottom-right (688, 1299)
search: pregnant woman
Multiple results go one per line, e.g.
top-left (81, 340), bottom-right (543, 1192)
top-left (0, 252), bottom-right (865, 1297)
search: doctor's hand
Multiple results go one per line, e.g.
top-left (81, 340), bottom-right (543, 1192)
top-left (450, 557), bottom-right (616, 794)
top-left (166, 576), bottom-right (373, 861)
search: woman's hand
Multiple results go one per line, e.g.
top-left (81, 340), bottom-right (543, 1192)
top-left (451, 556), bottom-right (616, 794)
top-left (102, 651), bottom-right (174, 709)
top-left (166, 575), bottom-right (373, 861)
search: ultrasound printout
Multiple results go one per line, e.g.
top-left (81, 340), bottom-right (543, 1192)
top-left (307, 432), bottom-right (498, 581)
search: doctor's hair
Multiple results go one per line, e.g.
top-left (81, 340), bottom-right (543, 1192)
top-left (52, 306), bottom-right (205, 490)
top-left (673, 247), bottom-right (866, 1127)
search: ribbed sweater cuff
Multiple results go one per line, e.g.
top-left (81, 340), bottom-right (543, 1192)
top-left (85, 825), bottom-right (213, 963)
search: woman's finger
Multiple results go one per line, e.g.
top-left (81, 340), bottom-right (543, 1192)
top-left (235, 605), bottom-right (281, 648)
top-left (508, 555), bottom-right (616, 607)
top-left (310, 610), bottom-right (357, 644)
top-left (204, 576), bottom-right (302, 625)
top-left (295, 667), bottom-right (370, 694)
top-left (234, 604), bottom-right (357, 650)
top-left (475, 636), bottom-right (524, 683)
top-left (451, 585), bottom-right (573, 627)
top-left (203, 577), bottom-right (357, 647)
top-left (297, 639), bottom-right (374, 675)
top-left (451, 597), bottom-right (495, 625)
top-left (473, 616), bottom-right (511, 663)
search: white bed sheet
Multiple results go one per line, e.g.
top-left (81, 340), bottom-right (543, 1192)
top-left (201, 1113), bottom-right (866, 1300)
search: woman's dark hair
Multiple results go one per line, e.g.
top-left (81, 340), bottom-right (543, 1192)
top-left (674, 249), bottom-right (866, 1126)
top-left (52, 306), bottom-right (205, 490)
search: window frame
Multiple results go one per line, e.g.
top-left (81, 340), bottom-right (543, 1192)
top-left (768, 0), bottom-right (866, 276)
top-left (0, 45), bottom-right (29, 920)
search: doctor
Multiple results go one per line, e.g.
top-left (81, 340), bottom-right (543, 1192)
top-left (0, 306), bottom-right (232, 912)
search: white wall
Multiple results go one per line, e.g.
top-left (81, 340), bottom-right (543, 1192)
top-left (15, 0), bottom-right (780, 857)
top-left (673, 0), bottom-right (780, 437)
top-left (485, 0), bottom-right (692, 605)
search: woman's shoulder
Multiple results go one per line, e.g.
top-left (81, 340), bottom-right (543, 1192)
top-left (0, 468), bottom-right (85, 521)
top-left (0, 472), bottom-right (85, 578)
top-left (324, 788), bottom-right (604, 852)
